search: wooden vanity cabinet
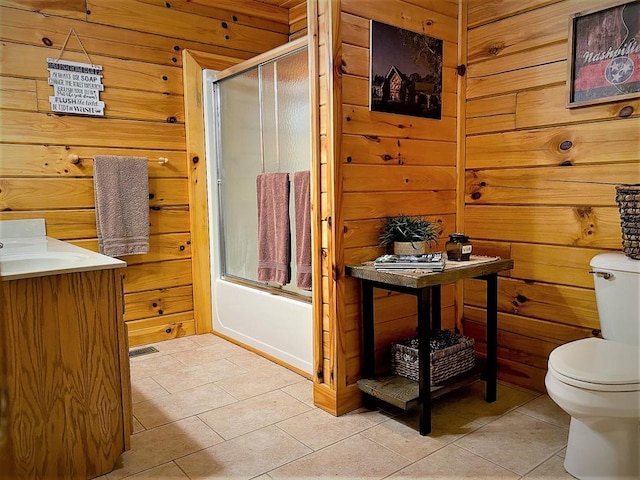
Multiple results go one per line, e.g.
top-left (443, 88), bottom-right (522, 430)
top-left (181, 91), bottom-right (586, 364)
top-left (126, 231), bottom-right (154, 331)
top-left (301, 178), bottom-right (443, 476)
top-left (0, 268), bottom-right (131, 480)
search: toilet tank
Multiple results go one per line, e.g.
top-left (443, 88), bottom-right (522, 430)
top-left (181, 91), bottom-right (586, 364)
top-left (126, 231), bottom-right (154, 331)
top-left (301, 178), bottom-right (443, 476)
top-left (590, 253), bottom-right (640, 345)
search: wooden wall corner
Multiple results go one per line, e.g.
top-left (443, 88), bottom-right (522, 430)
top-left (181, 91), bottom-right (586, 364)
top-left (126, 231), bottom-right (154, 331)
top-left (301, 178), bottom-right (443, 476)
top-left (313, 381), bottom-right (363, 416)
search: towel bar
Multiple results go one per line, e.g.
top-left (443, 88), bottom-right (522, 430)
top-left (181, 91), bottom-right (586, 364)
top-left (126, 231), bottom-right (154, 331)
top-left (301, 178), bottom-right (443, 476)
top-left (69, 154), bottom-right (169, 165)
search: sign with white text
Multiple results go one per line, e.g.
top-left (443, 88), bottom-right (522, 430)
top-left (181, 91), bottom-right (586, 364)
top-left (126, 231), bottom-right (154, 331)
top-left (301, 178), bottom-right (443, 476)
top-left (47, 58), bottom-right (105, 116)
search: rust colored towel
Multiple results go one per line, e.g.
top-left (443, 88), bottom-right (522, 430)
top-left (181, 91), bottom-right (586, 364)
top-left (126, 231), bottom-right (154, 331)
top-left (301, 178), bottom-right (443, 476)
top-left (257, 172), bottom-right (290, 285)
top-left (93, 155), bottom-right (149, 257)
top-left (293, 170), bottom-right (312, 290)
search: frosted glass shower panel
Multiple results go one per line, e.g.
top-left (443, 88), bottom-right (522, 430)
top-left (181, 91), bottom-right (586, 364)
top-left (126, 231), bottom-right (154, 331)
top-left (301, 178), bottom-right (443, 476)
top-left (217, 69), bottom-right (261, 281)
top-left (276, 49), bottom-right (311, 174)
top-left (261, 62), bottom-right (277, 172)
top-left (215, 47), bottom-right (310, 296)
top-left (260, 49), bottom-right (310, 174)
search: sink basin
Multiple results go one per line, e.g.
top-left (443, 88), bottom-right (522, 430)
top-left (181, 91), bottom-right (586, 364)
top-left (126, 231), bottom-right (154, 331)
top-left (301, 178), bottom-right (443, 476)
top-left (0, 252), bottom-right (91, 275)
top-left (1, 238), bottom-right (47, 247)
top-left (0, 230), bottom-right (126, 280)
top-left (0, 221), bottom-right (126, 281)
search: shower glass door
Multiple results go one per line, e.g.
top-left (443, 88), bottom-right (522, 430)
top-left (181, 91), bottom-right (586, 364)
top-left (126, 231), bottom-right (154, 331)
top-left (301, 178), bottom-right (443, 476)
top-left (213, 46), bottom-right (310, 298)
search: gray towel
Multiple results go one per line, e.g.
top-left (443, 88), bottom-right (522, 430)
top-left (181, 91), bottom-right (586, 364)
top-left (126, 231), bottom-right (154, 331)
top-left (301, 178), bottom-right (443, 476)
top-left (292, 170), bottom-right (312, 290)
top-left (257, 172), bottom-right (290, 286)
top-left (93, 155), bottom-right (149, 257)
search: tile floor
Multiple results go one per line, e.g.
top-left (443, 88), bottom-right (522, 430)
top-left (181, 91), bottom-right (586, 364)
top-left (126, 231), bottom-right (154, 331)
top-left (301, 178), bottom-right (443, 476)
top-left (101, 334), bottom-right (574, 480)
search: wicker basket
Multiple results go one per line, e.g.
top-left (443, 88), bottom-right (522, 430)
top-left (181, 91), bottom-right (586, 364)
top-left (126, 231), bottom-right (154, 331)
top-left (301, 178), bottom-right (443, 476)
top-left (391, 330), bottom-right (475, 384)
top-left (615, 184), bottom-right (640, 260)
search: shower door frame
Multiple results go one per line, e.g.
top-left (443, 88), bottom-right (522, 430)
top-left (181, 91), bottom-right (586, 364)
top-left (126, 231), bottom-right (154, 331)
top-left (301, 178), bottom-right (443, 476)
top-left (207, 41), bottom-right (312, 301)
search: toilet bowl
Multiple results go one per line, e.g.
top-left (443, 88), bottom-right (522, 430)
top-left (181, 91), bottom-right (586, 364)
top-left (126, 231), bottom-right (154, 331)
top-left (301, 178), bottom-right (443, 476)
top-left (545, 338), bottom-right (640, 479)
top-left (545, 253), bottom-right (640, 480)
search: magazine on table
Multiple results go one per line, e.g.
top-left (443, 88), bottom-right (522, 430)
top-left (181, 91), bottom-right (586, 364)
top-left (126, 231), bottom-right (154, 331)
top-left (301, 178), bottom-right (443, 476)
top-left (373, 252), bottom-right (445, 271)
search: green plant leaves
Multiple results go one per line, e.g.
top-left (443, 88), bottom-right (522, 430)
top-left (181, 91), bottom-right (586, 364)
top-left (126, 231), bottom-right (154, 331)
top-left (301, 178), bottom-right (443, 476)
top-left (379, 214), bottom-right (439, 248)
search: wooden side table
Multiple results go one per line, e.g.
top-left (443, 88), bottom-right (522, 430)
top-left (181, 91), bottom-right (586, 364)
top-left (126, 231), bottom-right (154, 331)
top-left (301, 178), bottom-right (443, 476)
top-left (346, 257), bottom-right (514, 435)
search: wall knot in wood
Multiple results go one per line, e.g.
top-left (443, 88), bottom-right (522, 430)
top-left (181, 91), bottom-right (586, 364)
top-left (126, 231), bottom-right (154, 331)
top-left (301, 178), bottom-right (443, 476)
top-left (487, 44), bottom-right (504, 56)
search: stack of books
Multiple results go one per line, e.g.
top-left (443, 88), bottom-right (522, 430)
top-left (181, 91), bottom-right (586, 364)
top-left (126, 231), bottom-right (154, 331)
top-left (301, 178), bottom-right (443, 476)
top-left (373, 252), bottom-right (445, 271)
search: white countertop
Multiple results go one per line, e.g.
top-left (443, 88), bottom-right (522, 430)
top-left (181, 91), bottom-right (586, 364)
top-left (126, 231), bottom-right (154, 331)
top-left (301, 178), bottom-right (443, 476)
top-left (1, 221), bottom-right (126, 281)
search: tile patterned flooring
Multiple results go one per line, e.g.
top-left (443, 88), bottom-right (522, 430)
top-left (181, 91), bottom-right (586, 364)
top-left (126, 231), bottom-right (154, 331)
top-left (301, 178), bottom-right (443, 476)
top-left (102, 334), bottom-right (574, 480)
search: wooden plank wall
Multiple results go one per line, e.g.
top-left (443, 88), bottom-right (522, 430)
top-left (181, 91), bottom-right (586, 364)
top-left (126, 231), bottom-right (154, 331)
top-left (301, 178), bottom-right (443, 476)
top-left (315, 0), bottom-right (460, 414)
top-left (463, 0), bottom-right (640, 392)
top-left (0, 0), bottom-right (297, 346)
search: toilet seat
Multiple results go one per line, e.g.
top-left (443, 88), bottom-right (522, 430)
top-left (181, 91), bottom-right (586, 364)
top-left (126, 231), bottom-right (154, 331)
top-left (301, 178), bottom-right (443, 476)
top-left (548, 337), bottom-right (640, 392)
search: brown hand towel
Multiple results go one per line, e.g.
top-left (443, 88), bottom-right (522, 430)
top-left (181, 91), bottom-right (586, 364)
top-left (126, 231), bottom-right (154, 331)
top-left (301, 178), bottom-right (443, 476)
top-left (292, 170), bottom-right (312, 290)
top-left (257, 172), bottom-right (290, 286)
top-left (93, 155), bottom-right (150, 257)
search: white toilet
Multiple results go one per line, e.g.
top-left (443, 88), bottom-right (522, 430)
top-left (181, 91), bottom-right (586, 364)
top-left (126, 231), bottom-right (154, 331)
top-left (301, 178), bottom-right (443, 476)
top-left (545, 252), bottom-right (640, 480)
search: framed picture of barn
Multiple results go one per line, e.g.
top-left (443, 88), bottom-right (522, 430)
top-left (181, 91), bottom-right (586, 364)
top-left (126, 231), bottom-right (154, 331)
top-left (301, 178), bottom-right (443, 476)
top-left (369, 20), bottom-right (443, 119)
top-left (567, 0), bottom-right (640, 108)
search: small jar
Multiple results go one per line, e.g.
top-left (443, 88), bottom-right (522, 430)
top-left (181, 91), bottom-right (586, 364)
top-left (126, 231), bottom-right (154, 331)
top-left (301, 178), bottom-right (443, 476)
top-left (446, 233), bottom-right (472, 261)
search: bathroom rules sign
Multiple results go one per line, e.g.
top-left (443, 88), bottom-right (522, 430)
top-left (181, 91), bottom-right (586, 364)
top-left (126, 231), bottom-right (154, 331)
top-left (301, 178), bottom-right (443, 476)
top-left (47, 58), bottom-right (105, 116)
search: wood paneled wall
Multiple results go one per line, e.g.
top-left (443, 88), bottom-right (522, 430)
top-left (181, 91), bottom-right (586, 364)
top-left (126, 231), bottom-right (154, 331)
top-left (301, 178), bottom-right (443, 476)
top-left (0, 0), bottom-right (298, 346)
top-left (314, 0), bottom-right (460, 414)
top-left (315, 0), bottom-right (640, 413)
top-left (3, 0), bottom-right (636, 414)
top-left (462, 0), bottom-right (640, 392)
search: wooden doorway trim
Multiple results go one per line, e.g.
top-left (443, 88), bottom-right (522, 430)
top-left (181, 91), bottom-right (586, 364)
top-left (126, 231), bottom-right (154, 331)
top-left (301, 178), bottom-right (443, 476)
top-left (182, 50), bottom-right (246, 334)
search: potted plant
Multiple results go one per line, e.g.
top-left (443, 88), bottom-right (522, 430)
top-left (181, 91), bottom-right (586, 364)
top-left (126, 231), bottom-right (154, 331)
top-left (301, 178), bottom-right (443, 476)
top-left (379, 214), bottom-right (440, 255)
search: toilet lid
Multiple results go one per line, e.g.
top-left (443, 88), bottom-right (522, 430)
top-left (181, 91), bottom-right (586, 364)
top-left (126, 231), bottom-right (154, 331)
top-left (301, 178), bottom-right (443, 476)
top-left (548, 338), bottom-right (640, 391)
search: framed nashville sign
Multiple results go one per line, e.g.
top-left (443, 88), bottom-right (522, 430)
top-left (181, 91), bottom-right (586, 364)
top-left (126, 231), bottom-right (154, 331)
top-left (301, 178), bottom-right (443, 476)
top-left (567, 0), bottom-right (640, 108)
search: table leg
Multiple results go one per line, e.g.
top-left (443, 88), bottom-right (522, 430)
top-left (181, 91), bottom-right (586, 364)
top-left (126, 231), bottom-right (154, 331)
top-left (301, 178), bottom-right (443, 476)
top-left (485, 273), bottom-right (498, 402)
top-left (417, 287), bottom-right (431, 435)
top-left (361, 281), bottom-right (375, 408)
top-left (431, 284), bottom-right (441, 331)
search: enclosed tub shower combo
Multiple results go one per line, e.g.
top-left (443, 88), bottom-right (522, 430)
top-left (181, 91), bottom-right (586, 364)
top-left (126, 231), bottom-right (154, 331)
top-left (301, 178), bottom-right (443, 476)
top-left (203, 39), bottom-right (313, 375)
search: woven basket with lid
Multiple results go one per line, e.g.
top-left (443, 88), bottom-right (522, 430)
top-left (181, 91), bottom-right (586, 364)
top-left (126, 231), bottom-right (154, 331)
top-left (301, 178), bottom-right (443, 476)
top-left (391, 331), bottom-right (475, 384)
top-left (616, 184), bottom-right (640, 260)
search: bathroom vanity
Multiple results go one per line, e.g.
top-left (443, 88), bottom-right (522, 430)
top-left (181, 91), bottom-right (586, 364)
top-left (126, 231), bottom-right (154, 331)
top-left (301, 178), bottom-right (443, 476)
top-left (0, 220), bottom-right (130, 479)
